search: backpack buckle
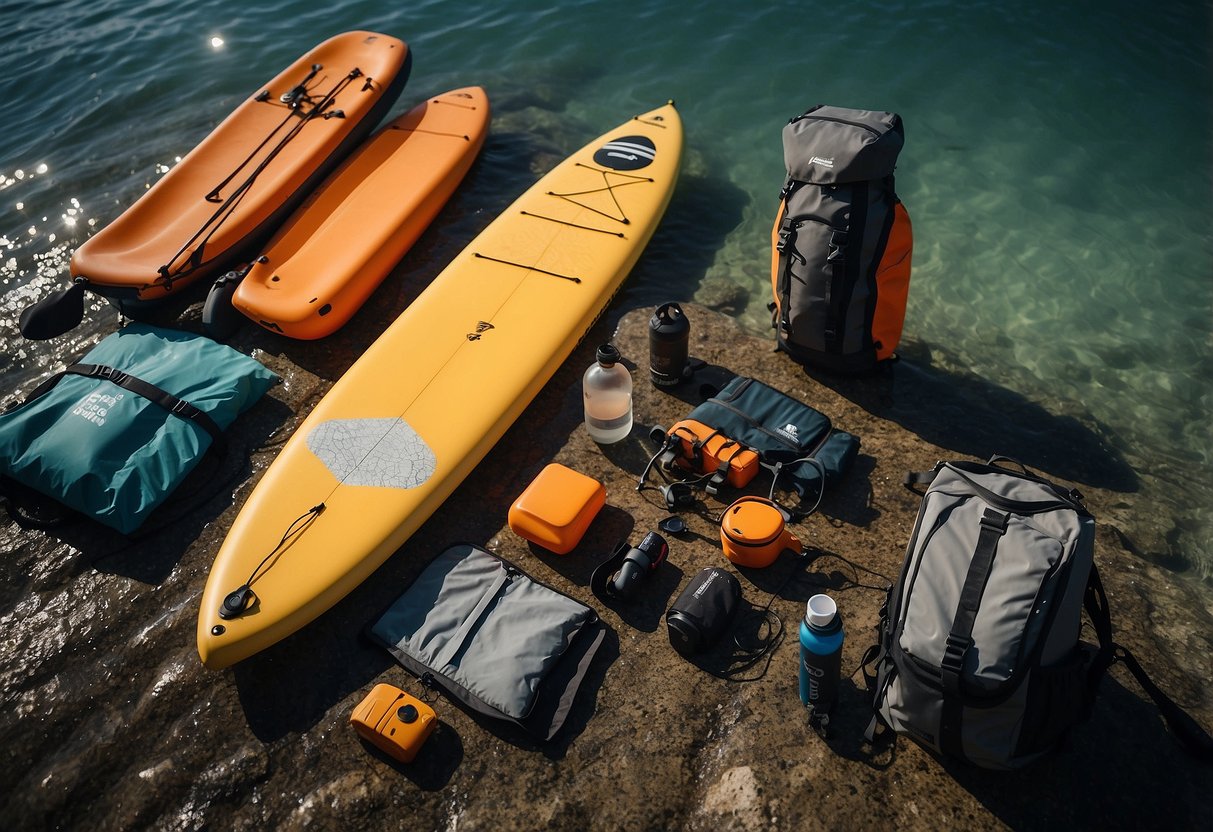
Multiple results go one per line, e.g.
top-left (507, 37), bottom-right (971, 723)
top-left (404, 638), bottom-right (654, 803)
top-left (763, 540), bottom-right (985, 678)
top-left (980, 509), bottom-right (1008, 532)
top-left (941, 633), bottom-right (971, 674)
top-left (776, 221), bottom-right (796, 253)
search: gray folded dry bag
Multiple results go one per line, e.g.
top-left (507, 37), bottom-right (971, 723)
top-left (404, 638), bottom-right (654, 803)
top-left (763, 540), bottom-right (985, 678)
top-left (369, 544), bottom-right (604, 741)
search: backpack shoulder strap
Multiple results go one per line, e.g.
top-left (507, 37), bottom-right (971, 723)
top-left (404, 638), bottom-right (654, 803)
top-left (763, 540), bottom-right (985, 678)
top-left (1086, 564), bottom-right (1213, 761)
top-left (1112, 645), bottom-right (1213, 762)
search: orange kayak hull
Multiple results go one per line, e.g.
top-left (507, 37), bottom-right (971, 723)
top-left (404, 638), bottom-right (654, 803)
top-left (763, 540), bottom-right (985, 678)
top-left (70, 31), bottom-right (410, 317)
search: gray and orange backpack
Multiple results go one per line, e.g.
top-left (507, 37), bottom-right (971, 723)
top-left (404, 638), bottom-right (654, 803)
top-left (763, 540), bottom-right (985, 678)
top-left (771, 105), bottom-right (912, 373)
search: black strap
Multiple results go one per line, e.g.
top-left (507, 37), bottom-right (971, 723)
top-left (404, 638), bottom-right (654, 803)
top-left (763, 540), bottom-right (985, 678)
top-left (939, 507), bottom-right (1008, 758)
top-left (826, 183), bottom-right (865, 355)
top-left (0, 476), bottom-right (72, 529)
top-left (56, 363), bottom-right (225, 451)
top-left (1113, 644), bottom-right (1213, 762)
top-left (1084, 564), bottom-right (1211, 760)
top-left (985, 454), bottom-right (1034, 477)
top-left (767, 455), bottom-right (828, 521)
top-left (902, 468), bottom-right (938, 491)
top-left (1082, 564), bottom-right (1117, 695)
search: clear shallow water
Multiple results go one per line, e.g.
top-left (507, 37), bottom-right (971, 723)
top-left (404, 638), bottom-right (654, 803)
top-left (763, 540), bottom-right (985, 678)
top-left (1, 0), bottom-right (1210, 575)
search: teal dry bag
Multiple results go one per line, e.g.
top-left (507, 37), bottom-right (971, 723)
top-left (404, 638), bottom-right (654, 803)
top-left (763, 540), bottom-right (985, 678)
top-left (0, 324), bottom-right (278, 533)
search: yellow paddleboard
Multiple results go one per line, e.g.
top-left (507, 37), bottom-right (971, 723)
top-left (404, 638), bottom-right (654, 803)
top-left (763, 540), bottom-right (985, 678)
top-left (198, 102), bottom-right (683, 668)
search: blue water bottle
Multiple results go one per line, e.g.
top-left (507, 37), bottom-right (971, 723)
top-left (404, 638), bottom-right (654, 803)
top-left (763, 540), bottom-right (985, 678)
top-left (799, 593), bottom-right (843, 734)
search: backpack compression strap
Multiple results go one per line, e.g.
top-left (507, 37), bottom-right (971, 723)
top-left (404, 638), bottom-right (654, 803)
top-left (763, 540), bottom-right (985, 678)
top-left (938, 507), bottom-right (1008, 759)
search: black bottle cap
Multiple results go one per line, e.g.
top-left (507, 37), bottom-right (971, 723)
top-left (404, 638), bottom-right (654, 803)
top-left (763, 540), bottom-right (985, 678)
top-left (596, 343), bottom-right (620, 366)
top-left (397, 704), bottom-right (419, 724)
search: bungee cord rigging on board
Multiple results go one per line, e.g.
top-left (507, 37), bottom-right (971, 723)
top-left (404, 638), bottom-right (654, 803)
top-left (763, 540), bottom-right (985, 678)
top-left (152, 65), bottom-right (366, 292)
top-left (470, 165), bottom-right (653, 283)
top-left (16, 56), bottom-right (389, 341)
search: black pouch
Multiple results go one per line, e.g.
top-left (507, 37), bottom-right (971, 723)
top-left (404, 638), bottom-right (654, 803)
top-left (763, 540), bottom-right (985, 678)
top-left (665, 567), bottom-right (742, 656)
top-left (686, 376), bottom-right (858, 499)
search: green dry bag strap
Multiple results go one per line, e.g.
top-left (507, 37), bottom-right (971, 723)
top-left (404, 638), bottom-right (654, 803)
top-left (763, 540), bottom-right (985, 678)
top-left (20, 363), bottom-right (226, 452)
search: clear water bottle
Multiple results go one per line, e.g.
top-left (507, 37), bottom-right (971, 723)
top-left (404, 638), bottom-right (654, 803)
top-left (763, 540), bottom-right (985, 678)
top-left (799, 593), bottom-right (843, 733)
top-left (583, 343), bottom-right (633, 444)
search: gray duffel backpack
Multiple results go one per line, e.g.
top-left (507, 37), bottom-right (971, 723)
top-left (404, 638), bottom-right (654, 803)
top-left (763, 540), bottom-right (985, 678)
top-left (862, 456), bottom-right (1212, 769)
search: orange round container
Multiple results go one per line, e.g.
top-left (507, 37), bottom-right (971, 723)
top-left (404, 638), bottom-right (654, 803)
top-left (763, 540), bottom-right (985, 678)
top-left (719, 496), bottom-right (801, 568)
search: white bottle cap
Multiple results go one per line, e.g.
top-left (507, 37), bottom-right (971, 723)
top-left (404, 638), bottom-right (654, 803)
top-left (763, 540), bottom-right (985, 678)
top-left (806, 594), bottom-right (837, 627)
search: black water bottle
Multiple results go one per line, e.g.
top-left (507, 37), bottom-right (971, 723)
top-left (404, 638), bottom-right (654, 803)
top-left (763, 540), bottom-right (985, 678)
top-left (649, 302), bottom-right (689, 387)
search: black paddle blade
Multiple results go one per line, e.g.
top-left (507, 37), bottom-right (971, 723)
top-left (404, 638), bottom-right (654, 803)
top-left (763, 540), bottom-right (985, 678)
top-left (201, 272), bottom-right (246, 342)
top-left (19, 280), bottom-right (87, 340)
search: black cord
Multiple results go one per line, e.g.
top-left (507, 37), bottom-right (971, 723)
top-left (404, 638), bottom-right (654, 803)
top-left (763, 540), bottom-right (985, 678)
top-left (241, 502), bottom-right (326, 589)
top-left (800, 551), bottom-right (893, 595)
top-left (707, 550), bottom-right (810, 683)
top-left (767, 456), bottom-right (827, 520)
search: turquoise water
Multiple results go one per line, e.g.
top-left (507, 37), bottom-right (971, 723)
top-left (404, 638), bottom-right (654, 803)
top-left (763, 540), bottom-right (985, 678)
top-left (1, 0), bottom-right (1210, 575)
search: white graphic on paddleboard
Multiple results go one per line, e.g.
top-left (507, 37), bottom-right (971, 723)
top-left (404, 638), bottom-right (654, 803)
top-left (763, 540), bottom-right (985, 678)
top-left (307, 418), bottom-right (437, 489)
top-left (593, 135), bottom-right (656, 171)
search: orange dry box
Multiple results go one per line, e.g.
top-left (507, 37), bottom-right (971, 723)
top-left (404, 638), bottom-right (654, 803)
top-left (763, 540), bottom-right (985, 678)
top-left (350, 683), bottom-right (437, 764)
top-left (666, 419), bottom-right (761, 488)
top-left (508, 463), bottom-right (606, 555)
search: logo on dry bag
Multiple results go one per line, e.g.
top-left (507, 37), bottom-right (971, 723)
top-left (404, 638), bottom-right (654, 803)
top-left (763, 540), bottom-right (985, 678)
top-left (777, 423), bottom-right (800, 442)
top-left (593, 136), bottom-right (656, 171)
top-left (71, 390), bottom-right (125, 428)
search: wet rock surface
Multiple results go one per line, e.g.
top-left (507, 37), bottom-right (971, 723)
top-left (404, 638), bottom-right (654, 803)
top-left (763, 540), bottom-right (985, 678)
top-left (2, 303), bottom-right (1210, 830)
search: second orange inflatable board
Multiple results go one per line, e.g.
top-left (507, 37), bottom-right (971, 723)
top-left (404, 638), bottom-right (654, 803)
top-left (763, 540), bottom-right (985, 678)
top-left (227, 87), bottom-right (491, 339)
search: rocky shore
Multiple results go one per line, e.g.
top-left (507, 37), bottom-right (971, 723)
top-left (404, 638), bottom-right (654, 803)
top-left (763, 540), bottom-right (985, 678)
top-left (2, 303), bottom-right (1210, 830)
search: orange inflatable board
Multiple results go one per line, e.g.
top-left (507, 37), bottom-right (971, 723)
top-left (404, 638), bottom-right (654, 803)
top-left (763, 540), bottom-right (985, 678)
top-left (198, 102), bottom-right (682, 669)
top-left (70, 31), bottom-right (410, 318)
top-left (231, 87), bottom-right (490, 339)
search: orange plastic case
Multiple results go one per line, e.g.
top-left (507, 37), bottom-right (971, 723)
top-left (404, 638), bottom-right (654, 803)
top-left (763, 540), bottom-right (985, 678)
top-left (666, 419), bottom-right (760, 488)
top-left (508, 463), bottom-right (606, 554)
top-left (350, 683), bottom-right (437, 763)
top-left (719, 496), bottom-right (801, 568)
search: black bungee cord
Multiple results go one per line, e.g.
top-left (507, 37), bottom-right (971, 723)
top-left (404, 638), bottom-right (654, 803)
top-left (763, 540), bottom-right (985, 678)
top-left (152, 66), bottom-right (364, 291)
top-left (218, 502), bottom-right (325, 619)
